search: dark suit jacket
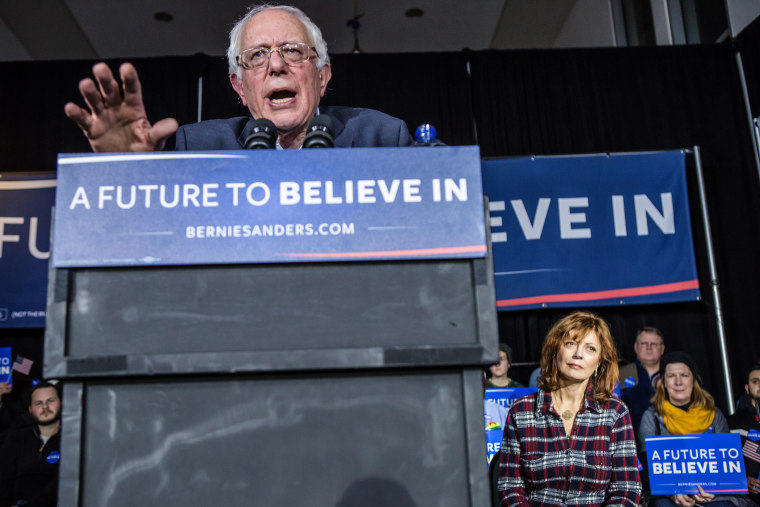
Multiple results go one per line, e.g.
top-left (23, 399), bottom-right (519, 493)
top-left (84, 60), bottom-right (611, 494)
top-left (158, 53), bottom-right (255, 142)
top-left (174, 106), bottom-right (412, 149)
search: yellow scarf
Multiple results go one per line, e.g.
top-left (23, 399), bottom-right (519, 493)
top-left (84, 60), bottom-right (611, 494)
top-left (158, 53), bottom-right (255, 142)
top-left (662, 400), bottom-right (715, 435)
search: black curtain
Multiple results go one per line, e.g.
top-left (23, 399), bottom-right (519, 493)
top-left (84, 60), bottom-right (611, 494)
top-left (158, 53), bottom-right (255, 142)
top-left (468, 44), bottom-right (760, 409)
top-left (0, 56), bottom-right (203, 171)
top-left (199, 55), bottom-right (248, 121)
top-left (736, 15), bottom-right (760, 117)
top-left (324, 52), bottom-right (476, 146)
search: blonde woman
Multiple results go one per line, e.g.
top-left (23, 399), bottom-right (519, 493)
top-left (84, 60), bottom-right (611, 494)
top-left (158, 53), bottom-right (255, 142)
top-left (638, 352), bottom-right (733, 507)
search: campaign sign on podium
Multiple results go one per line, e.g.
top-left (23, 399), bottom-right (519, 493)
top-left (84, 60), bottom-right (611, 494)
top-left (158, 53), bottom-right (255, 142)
top-left (53, 147), bottom-right (485, 268)
top-left (645, 433), bottom-right (749, 495)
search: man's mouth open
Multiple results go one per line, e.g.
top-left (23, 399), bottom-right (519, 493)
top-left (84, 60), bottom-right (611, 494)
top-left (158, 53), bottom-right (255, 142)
top-left (269, 90), bottom-right (296, 105)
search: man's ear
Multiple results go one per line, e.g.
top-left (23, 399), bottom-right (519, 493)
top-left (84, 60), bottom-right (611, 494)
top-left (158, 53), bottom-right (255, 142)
top-left (318, 64), bottom-right (332, 97)
top-left (746, 384), bottom-right (751, 395)
top-left (229, 74), bottom-right (247, 107)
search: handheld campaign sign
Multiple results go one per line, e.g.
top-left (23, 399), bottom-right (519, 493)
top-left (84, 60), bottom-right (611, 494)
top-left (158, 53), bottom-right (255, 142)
top-left (52, 147), bottom-right (486, 268)
top-left (485, 387), bottom-right (539, 411)
top-left (0, 347), bottom-right (11, 384)
top-left (485, 400), bottom-right (509, 464)
top-left (645, 433), bottom-right (749, 495)
top-left (484, 388), bottom-right (538, 464)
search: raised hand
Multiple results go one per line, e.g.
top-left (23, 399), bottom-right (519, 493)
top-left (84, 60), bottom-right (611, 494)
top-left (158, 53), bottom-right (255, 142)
top-left (747, 476), bottom-right (760, 495)
top-left (64, 62), bottom-right (178, 152)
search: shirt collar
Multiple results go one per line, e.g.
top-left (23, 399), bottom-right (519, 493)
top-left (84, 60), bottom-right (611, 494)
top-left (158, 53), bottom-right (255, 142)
top-left (536, 382), bottom-right (602, 418)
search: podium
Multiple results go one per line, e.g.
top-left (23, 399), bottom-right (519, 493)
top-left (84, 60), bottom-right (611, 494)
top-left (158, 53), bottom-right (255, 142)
top-left (46, 147), bottom-right (498, 506)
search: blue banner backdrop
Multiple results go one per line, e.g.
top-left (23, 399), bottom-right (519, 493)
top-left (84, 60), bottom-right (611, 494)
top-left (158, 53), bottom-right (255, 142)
top-left (0, 173), bottom-right (55, 328)
top-left (481, 151), bottom-right (701, 310)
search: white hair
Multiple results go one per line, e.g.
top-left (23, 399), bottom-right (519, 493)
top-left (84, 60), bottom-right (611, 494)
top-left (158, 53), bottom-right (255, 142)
top-left (227, 4), bottom-right (330, 78)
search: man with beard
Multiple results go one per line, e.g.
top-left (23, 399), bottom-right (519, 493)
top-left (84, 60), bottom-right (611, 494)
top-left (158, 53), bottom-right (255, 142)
top-left (0, 381), bottom-right (61, 507)
top-left (728, 362), bottom-right (760, 505)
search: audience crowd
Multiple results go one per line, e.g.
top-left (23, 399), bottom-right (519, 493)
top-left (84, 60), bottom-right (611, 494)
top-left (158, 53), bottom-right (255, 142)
top-left (488, 317), bottom-right (760, 506)
top-left (0, 3), bottom-right (757, 504)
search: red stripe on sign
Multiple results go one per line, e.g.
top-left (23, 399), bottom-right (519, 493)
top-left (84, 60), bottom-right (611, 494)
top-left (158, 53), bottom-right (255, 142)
top-left (279, 244), bottom-right (487, 258)
top-left (496, 280), bottom-right (700, 308)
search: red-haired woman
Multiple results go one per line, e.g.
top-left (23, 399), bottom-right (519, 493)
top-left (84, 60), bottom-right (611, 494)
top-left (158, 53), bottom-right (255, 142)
top-left (497, 311), bottom-right (641, 506)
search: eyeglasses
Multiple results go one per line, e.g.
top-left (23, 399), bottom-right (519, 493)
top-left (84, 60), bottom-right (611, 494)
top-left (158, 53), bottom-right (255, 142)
top-left (236, 43), bottom-right (318, 70)
top-left (637, 342), bottom-right (663, 349)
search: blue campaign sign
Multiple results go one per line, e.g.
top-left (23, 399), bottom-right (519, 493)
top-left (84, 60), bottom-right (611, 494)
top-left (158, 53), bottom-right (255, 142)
top-left (485, 387), bottom-right (538, 411)
top-left (0, 173), bottom-right (55, 328)
top-left (646, 433), bottom-right (749, 495)
top-left (484, 389), bottom-right (537, 464)
top-left (53, 147), bottom-right (486, 268)
top-left (485, 399), bottom-right (509, 464)
top-left (0, 347), bottom-right (11, 383)
top-left (486, 429), bottom-right (503, 465)
top-left (481, 151), bottom-right (701, 310)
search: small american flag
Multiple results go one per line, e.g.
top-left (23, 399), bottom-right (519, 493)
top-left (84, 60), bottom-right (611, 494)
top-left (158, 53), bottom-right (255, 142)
top-left (12, 355), bottom-right (33, 375)
top-left (743, 439), bottom-right (760, 465)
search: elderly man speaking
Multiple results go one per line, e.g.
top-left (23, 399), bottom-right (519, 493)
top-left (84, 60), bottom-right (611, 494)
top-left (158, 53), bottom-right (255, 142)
top-left (64, 4), bottom-right (412, 151)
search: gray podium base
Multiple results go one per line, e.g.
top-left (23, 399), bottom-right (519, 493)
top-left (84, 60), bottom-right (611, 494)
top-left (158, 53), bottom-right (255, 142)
top-left (59, 369), bottom-right (490, 507)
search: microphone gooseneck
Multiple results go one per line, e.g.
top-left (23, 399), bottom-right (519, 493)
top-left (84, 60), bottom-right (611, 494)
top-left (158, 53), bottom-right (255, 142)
top-left (303, 115), bottom-right (335, 148)
top-left (244, 118), bottom-right (277, 149)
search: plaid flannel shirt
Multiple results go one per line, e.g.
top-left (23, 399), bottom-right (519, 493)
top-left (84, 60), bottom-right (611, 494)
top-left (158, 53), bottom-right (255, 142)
top-left (497, 386), bottom-right (641, 506)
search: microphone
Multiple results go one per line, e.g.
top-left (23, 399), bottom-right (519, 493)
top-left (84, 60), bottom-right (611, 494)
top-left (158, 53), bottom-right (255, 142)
top-left (243, 118), bottom-right (277, 149)
top-left (303, 115), bottom-right (334, 148)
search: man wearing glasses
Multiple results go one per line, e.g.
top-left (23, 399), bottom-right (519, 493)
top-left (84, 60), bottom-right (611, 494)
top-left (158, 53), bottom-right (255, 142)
top-left (619, 326), bottom-right (666, 433)
top-left (64, 5), bottom-right (412, 151)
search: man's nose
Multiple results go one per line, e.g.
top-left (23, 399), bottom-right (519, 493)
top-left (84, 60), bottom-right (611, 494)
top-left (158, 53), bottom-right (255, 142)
top-left (268, 50), bottom-right (288, 72)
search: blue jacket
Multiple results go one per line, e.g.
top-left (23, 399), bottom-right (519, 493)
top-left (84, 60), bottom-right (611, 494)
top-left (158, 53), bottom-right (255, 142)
top-left (174, 106), bottom-right (413, 150)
